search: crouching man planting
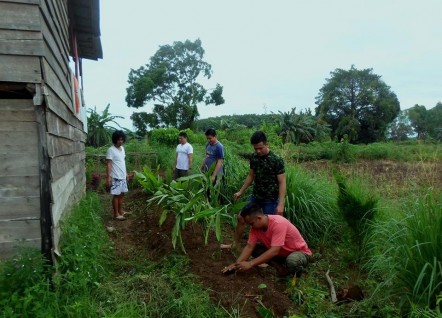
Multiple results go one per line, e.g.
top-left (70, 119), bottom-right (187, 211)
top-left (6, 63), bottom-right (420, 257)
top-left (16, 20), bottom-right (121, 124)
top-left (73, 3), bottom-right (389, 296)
top-left (222, 202), bottom-right (312, 277)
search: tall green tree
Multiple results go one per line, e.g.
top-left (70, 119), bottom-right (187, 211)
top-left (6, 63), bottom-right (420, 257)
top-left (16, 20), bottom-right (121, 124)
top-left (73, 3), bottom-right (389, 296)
top-left (126, 39), bottom-right (224, 133)
top-left (315, 66), bottom-right (400, 143)
top-left (407, 104), bottom-right (428, 140)
top-left (427, 102), bottom-right (442, 140)
top-left (407, 103), bottom-right (442, 141)
top-left (86, 104), bottom-right (123, 148)
top-left (388, 110), bottom-right (413, 142)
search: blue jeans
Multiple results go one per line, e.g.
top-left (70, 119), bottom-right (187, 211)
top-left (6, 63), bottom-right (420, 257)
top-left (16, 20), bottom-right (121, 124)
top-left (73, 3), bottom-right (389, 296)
top-left (249, 196), bottom-right (278, 215)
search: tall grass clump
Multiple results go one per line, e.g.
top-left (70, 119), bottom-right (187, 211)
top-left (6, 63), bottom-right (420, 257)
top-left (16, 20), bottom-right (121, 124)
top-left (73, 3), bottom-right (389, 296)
top-left (223, 146), bottom-right (249, 201)
top-left (284, 165), bottom-right (341, 247)
top-left (366, 191), bottom-right (442, 315)
top-left (335, 172), bottom-right (378, 252)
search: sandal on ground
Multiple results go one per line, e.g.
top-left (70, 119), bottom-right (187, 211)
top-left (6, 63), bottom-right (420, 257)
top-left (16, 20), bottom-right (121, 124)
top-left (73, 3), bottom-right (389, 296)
top-left (122, 211), bottom-right (132, 215)
top-left (220, 244), bottom-right (232, 249)
top-left (114, 215), bottom-right (126, 221)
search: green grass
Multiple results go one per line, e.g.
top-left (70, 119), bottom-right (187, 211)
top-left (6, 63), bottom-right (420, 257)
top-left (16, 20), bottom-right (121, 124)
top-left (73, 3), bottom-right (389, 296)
top-left (285, 140), bottom-right (441, 163)
top-left (284, 165), bottom-right (341, 247)
top-left (365, 190), bottom-right (442, 316)
top-left (0, 193), bottom-right (229, 318)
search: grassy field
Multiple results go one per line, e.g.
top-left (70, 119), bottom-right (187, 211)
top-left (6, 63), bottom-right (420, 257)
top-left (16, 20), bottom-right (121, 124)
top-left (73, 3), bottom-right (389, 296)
top-left (1, 136), bottom-right (441, 317)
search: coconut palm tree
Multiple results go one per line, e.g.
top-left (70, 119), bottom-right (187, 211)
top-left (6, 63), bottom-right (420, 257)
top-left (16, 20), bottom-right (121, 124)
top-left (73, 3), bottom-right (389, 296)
top-left (276, 108), bottom-right (331, 144)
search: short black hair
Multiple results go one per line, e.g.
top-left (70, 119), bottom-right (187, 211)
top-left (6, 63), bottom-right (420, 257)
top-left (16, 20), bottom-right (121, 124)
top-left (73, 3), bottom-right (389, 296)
top-left (250, 131), bottom-right (267, 145)
top-left (112, 130), bottom-right (126, 145)
top-left (240, 202), bottom-right (263, 218)
top-left (205, 128), bottom-right (217, 137)
top-left (179, 131), bottom-right (188, 138)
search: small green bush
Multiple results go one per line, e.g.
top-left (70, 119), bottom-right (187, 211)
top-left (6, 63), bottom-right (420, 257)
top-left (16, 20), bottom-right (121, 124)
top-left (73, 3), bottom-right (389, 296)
top-left (150, 127), bottom-right (180, 146)
top-left (333, 135), bottom-right (355, 163)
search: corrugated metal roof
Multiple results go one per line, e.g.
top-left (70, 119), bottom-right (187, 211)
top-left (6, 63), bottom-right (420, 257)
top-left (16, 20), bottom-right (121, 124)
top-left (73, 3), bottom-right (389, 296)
top-left (69, 0), bottom-right (102, 60)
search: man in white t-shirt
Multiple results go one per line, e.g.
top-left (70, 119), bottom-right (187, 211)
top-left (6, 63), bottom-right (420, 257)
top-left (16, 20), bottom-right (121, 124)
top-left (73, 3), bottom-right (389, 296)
top-left (173, 131), bottom-right (193, 180)
top-left (106, 130), bottom-right (128, 220)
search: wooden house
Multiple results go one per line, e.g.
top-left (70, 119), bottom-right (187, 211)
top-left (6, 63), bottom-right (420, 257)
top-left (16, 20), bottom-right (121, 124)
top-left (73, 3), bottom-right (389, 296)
top-left (0, 0), bottom-right (102, 260)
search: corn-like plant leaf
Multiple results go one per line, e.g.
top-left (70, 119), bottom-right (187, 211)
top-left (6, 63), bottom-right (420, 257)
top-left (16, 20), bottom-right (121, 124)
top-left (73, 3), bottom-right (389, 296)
top-left (215, 206), bottom-right (222, 241)
top-left (159, 209), bottom-right (168, 225)
top-left (171, 215), bottom-right (181, 250)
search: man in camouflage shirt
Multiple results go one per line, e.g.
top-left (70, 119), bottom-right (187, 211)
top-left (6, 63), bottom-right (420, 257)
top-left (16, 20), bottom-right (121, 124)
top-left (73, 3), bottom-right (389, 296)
top-left (227, 131), bottom-right (286, 249)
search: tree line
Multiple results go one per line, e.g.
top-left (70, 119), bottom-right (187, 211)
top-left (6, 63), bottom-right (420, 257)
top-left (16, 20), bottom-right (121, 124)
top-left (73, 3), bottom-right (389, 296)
top-left (86, 39), bottom-right (441, 147)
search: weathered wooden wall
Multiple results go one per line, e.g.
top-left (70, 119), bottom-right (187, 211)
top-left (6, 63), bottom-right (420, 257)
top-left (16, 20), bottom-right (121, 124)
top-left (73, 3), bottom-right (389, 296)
top-left (0, 100), bottom-right (41, 258)
top-left (40, 0), bottom-right (86, 253)
top-left (0, 0), bottom-right (87, 258)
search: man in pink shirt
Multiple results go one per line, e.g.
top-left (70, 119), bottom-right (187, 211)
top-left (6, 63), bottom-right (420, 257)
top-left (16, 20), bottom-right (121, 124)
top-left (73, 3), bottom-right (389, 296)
top-left (223, 202), bottom-right (312, 276)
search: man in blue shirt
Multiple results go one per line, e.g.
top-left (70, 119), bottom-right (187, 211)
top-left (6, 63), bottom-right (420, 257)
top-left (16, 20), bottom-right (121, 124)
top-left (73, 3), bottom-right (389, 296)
top-left (200, 128), bottom-right (224, 183)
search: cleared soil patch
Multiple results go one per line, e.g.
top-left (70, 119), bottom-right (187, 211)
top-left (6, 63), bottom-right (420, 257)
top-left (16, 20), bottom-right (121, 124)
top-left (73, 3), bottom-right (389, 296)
top-left (102, 189), bottom-right (299, 317)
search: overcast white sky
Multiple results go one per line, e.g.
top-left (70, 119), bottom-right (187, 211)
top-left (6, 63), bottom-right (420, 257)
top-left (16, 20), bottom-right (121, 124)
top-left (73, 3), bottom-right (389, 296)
top-left (81, 0), bottom-right (442, 130)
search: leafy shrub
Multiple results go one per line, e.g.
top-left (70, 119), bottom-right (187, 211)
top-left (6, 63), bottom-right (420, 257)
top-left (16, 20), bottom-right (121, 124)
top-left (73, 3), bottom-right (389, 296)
top-left (333, 134), bottom-right (355, 163)
top-left (0, 248), bottom-right (56, 316)
top-left (150, 127), bottom-right (180, 146)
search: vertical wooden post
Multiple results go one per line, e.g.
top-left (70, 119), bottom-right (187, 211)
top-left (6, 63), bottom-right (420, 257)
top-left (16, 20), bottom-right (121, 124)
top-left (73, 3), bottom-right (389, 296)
top-left (34, 84), bottom-right (53, 266)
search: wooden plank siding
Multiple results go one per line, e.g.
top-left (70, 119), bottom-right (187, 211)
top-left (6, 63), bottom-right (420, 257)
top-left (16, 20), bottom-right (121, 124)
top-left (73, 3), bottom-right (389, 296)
top-left (0, 196), bottom-right (40, 220)
top-left (0, 100), bottom-right (41, 255)
top-left (0, 238), bottom-right (41, 259)
top-left (0, 55), bottom-right (41, 83)
top-left (0, 29), bottom-right (44, 56)
top-left (40, 0), bottom-right (70, 74)
top-left (0, 2), bottom-right (40, 31)
top-left (0, 0), bottom-right (91, 259)
top-left (43, 85), bottom-right (82, 128)
top-left (41, 59), bottom-right (72, 111)
top-left (43, 0), bottom-right (70, 59)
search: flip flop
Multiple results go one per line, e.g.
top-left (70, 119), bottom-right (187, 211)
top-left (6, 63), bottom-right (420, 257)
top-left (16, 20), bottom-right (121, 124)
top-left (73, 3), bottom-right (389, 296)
top-left (114, 215), bottom-right (126, 221)
top-left (122, 211), bottom-right (132, 215)
top-left (220, 244), bottom-right (232, 249)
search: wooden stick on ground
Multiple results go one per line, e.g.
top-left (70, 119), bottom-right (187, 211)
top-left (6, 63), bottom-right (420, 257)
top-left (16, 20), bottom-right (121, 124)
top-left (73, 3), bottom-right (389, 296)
top-left (325, 269), bottom-right (338, 303)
